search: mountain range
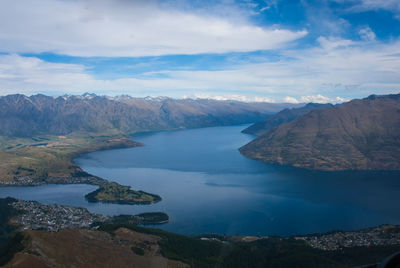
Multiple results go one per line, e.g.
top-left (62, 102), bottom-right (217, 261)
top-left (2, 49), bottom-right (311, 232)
top-left (0, 93), bottom-right (300, 137)
top-left (240, 94), bottom-right (400, 171)
top-left (242, 103), bottom-right (333, 136)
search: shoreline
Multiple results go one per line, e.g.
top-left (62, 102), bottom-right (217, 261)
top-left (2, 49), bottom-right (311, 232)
top-left (3, 196), bottom-right (400, 268)
top-left (0, 135), bottom-right (162, 205)
top-left (1, 128), bottom-right (399, 238)
top-left (5, 196), bottom-right (400, 249)
top-left (9, 198), bottom-right (170, 232)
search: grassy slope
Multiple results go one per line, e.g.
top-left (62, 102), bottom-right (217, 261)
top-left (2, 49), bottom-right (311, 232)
top-left (0, 134), bottom-right (141, 182)
top-left (0, 134), bottom-right (163, 205)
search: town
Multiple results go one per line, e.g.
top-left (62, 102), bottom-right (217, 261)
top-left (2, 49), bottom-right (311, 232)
top-left (9, 199), bottom-right (169, 232)
top-left (10, 199), bottom-right (109, 232)
top-left (296, 225), bottom-right (400, 250)
top-left (9, 198), bottom-right (400, 251)
top-left (0, 175), bottom-right (108, 187)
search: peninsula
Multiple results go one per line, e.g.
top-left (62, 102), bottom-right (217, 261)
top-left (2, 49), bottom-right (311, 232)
top-left (0, 133), bottom-right (160, 205)
top-left (240, 94), bottom-right (400, 171)
top-left (0, 93), bottom-right (292, 203)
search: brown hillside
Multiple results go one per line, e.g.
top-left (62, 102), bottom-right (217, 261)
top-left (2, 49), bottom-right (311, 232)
top-left (239, 94), bottom-right (400, 171)
top-left (4, 228), bottom-right (188, 268)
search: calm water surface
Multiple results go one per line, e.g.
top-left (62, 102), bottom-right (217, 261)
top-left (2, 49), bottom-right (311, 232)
top-left (1, 125), bottom-right (400, 236)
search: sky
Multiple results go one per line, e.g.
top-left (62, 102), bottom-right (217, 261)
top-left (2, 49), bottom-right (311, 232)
top-left (0, 0), bottom-right (399, 103)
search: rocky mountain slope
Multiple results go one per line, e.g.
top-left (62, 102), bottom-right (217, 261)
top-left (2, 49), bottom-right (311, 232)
top-left (240, 94), bottom-right (400, 171)
top-left (242, 103), bottom-right (333, 136)
top-left (0, 93), bottom-right (298, 137)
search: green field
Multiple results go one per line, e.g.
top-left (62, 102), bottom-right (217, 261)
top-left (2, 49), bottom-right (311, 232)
top-left (85, 183), bottom-right (162, 205)
top-left (0, 134), bottom-right (141, 183)
top-left (0, 134), bottom-right (162, 205)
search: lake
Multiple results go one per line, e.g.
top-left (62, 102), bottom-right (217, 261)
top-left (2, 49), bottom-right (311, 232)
top-left (1, 124), bottom-right (400, 236)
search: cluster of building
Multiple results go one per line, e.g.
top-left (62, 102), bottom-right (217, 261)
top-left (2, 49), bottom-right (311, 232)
top-left (296, 225), bottom-right (400, 250)
top-left (8, 197), bottom-right (400, 251)
top-left (0, 176), bottom-right (40, 186)
top-left (44, 176), bottom-right (107, 186)
top-left (11, 199), bottom-right (109, 232)
top-left (0, 175), bottom-right (107, 186)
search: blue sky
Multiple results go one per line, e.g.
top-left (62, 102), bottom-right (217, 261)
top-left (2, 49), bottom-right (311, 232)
top-left (0, 0), bottom-right (399, 103)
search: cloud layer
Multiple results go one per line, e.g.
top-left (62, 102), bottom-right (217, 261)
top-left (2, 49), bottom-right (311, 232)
top-left (0, 0), bottom-right (306, 57)
top-left (1, 34), bottom-right (399, 103)
top-left (0, 0), bottom-right (399, 102)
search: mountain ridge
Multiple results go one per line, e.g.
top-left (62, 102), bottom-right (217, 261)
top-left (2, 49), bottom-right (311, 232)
top-left (242, 102), bottom-right (334, 136)
top-left (240, 93), bottom-right (400, 171)
top-left (0, 93), bottom-right (301, 138)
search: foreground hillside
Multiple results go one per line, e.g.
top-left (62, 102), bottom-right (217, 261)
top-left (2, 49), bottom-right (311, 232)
top-left (0, 93), bottom-right (297, 137)
top-left (2, 197), bottom-right (400, 268)
top-left (6, 228), bottom-right (188, 268)
top-left (9, 226), bottom-right (400, 268)
top-left (240, 94), bottom-right (400, 171)
top-left (242, 103), bottom-right (332, 136)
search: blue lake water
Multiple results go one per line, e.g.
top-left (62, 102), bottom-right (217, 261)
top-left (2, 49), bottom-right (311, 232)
top-left (1, 124), bottom-right (400, 236)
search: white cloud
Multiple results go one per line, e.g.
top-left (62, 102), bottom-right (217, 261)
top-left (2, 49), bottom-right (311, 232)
top-left (260, 0), bottom-right (277, 12)
top-left (349, 0), bottom-right (400, 13)
top-left (283, 95), bottom-right (348, 104)
top-left (184, 93), bottom-right (275, 102)
top-left (0, 0), bottom-right (306, 57)
top-left (0, 37), bottom-right (399, 101)
top-left (317, 36), bottom-right (354, 50)
top-left (0, 54), bottom-right (93, 93)
top-left (332, 0), bottom-right (400, 20)
top-left (359, 27), bottom-right (376, 41)
top-left (289, 38), bottom-right (400, 93)
top-left (283, 96), bottom-right (300, 103)
top-left (299, 95), bottom-right (348, 103)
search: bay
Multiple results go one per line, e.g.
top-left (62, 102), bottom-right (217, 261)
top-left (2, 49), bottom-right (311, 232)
top-left (1, 124), bottom-right (399, 236)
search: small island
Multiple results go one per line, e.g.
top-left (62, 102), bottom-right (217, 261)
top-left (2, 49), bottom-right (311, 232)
top-left (85, 182), bottom-right (162, 205)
